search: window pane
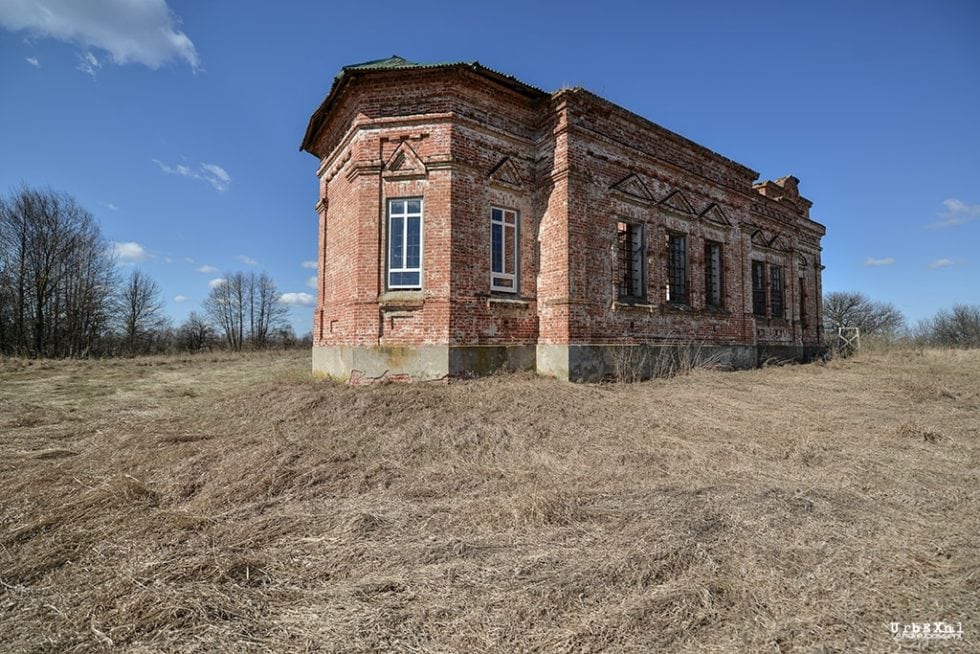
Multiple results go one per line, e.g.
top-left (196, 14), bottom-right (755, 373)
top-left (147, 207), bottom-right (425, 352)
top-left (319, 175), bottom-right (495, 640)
top-left (504, 224), bottom-right (515, 274)
top-left (491, 222), bottom-right (503, 273)
top-left (492, 276), bottom-right (514, 289)
top-left (390, 199), bottom-right (405, 214)
top-left (505, 210), bottom-right (516, 225)
top-left (390, 216), bottom-right (404, 268)
top-left (491, 208), bottom-right (503, 222)
top-left (390, 271), bottom-right (420, 287)
top-left (406, 216), bottom-right (421, 268)
top-left (407, 199), bottom-right (421, 214)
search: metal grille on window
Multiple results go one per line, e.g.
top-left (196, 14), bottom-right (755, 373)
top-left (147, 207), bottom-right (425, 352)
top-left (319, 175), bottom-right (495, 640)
top-left (617, 222), bottom-right (643, 299)
top-left (752, 261), bottom-right (767, 316)
top-left (770, 265), bottom-right (783, 318)
top-left (666, 232), bottom-right (688, 304)
top-left (799, 277), bottom-right (807, 328)
top-left (705, 241), bottom-right (722, 307)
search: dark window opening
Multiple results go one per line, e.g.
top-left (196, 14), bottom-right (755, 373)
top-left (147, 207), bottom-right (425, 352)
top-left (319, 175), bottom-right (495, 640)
top-left (751, 260), bottom-right (767, 316)
top-left (617, 221), bottom-right (644, 300)
top-left (705, 241), bottom-right (723, 308)
top-left (799, 276), bottom-right (807, 329)
top-left (770, 265), bottom-right (784, 318)
top-left (666, 232), bottom-right (688, 304)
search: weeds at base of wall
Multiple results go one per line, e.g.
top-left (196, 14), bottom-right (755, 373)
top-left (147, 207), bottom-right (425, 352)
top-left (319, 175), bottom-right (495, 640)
top-left (610, 341), bottom-right (724, 383)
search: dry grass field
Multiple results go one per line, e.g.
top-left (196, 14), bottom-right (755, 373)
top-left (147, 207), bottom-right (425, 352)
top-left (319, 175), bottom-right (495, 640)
top-left (1, 349), bottom-right (977, 652)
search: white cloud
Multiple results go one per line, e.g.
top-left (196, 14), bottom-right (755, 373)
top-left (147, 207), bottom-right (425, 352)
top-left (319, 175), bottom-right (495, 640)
top-left (307, 275), bottom-right (317, 289)
top-left (280, 292), bottom-right (315, 307)
top-left (0, 0), bottom-right (199, 71)
top-left (174, 295), bottom-right (188, 303)
top-left (237, 255), bottom-right (258, 266)
top-left (153, 159), bottom-right (231, 192)
top-left (201, 163), bottom-right (231, 191)
top-left (77, 50), bottom-right (100, 77)
top-left (112, 241), bottom-right (149, 263)
top-left (25, 56), bottom-right (40, 68)
top-left (301, 260), bottom-right (317, 269)
top-left (208, 278), bottom-right (226, 289)
top-left (864, 256), bottom-right (895, 267)
top-left (196, 264), bottom-right (218, 273)
top-left (100, 201), bottom-right (119, 211)
top-left (163, 256), bottom-right (173, 264)
top-left (929, 198), bottom-right (980, 228)
top-left (928, 258), bottom-right (955, 269)
top-left (183, 257), bottom-right (194, 264)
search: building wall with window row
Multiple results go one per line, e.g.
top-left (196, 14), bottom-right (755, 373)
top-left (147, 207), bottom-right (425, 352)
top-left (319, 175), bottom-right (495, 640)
top-left (302, 57), bottom-right (826, 382)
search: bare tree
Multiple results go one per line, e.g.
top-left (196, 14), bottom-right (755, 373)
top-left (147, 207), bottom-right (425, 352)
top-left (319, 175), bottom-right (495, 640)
top-left (177, 312), bottom-right (214, 353)
top-left (0, 187), bottom-right (116, 357)
top-left (117, 269), bottom-right (167, 355)
top-left (247, 272), bottom-right (288, 348)
top-left (203, 271), bottom-right (288, 351)
top-left (823, 291), bottom-right (905, 339)
top-left (923, 304), bottom-right (980, 348)
top-left (204, 274), bottom-right (245, 351)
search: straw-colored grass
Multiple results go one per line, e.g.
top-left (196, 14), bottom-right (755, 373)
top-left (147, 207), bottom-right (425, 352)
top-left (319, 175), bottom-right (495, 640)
top-left (1, 349), bottom-right (977, 652)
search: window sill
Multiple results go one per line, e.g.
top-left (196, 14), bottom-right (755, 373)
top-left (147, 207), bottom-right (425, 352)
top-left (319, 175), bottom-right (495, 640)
top-left (488, 295), bottom-right (530, 309)
top-left (613, 299), bottom-right (656, 312)
top-left (378, 290), bottom-right (424, 310)
top-left (664, 302), bottom-right (693, 312)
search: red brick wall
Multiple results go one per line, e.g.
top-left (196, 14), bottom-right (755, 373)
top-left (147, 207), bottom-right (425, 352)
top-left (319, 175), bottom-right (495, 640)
top-left (307, 68), bottom-right (826, 353)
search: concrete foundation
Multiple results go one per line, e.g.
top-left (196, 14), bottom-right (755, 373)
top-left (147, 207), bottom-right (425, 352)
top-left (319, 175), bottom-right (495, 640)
top-left (313, 344), bottom-right (536, 382)
top-left (315, 342), bottom-right (826, 382)
top-left (537, 343), bottom-right (759, 382)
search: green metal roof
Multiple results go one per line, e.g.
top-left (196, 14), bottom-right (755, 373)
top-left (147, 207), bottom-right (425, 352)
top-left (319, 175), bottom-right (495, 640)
top-left (341, 55), bottom-right (465, 71)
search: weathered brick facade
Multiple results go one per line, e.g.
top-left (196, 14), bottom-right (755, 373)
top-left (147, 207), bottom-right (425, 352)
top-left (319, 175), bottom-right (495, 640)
top-left (301, 57), bottom-right (826, 381)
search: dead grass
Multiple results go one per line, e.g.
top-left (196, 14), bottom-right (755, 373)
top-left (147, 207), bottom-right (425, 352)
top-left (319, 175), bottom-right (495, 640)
top-left (1, 349), bottom-right (978, 652)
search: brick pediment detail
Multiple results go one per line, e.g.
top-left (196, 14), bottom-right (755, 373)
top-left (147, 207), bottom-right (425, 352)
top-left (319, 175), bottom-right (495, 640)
top-left (750, 228), bottom-right (786, 251)
top-left (658, 190), bottom-right (696, 215)
top-left (488, 156), bottom-right (523, 188)
top-left (383, 141), bottom-right (426, 179)
top-left (699, 203), bottom-right (731, 227)
top-left (610, 173), bottom-right (654, 203)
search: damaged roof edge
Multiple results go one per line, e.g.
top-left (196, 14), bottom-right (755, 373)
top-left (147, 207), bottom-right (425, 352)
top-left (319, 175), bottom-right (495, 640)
top-left (299, 58), bottom-right (547, 154)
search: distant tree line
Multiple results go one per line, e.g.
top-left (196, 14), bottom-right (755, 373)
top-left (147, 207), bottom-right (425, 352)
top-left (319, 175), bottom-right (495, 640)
top-left (823, 291), bottom-right (980, 349)
top-left (0, 186), bottom-right (310, 358)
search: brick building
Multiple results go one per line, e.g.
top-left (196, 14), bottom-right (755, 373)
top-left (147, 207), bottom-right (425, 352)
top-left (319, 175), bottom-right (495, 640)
top-left (300, 56), bottom-right (826, 381)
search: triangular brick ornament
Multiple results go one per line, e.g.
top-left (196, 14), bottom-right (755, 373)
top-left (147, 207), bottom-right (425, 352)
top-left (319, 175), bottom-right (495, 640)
top-left (659, 190), bottom-right (696, 215)
top-left (383, 141), bottom-right (426, 178)
top-left (610, 173), bottom-right (654, 202)
top-left (768, 233), bottom-right (787, 251)
top-left (750, 229), bottom-right (769, 247)
top-left (699, 203), bottom-right (731, 226)
top-left (488, 157), bottom-right (523, 188)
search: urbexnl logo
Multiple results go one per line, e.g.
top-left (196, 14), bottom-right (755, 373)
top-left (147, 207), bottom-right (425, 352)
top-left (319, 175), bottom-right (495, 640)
top-left (890, 621), bottom-right (963, 640)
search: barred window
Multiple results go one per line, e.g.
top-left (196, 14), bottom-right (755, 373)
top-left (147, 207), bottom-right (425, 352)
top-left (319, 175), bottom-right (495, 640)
top-left (666, 232), bottom-right (688, 304)
top-left (770, 265), bottom-right (784, 318)
top-left (705, 241), bottom-right (723, 308)
top-left (799, 276), bottom-right (808, 328)
top-left (617, 221), bottom-right (645, 300)
top-left (751, 260), bottom-right (767, 316)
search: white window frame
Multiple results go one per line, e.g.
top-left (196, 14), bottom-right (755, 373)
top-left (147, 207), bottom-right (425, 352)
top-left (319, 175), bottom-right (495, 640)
top-left (490, 206), bottom-right (519, 293)
top-left (387, 198), bottom-right (423, 290)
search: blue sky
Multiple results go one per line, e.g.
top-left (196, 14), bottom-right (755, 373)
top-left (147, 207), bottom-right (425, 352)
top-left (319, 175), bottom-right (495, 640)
top-left (1, 0), bottom-right (977, 331)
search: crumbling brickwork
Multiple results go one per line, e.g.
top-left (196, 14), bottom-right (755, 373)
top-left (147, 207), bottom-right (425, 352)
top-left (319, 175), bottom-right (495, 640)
top-left (301, 57), bottom-right (826, 381)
